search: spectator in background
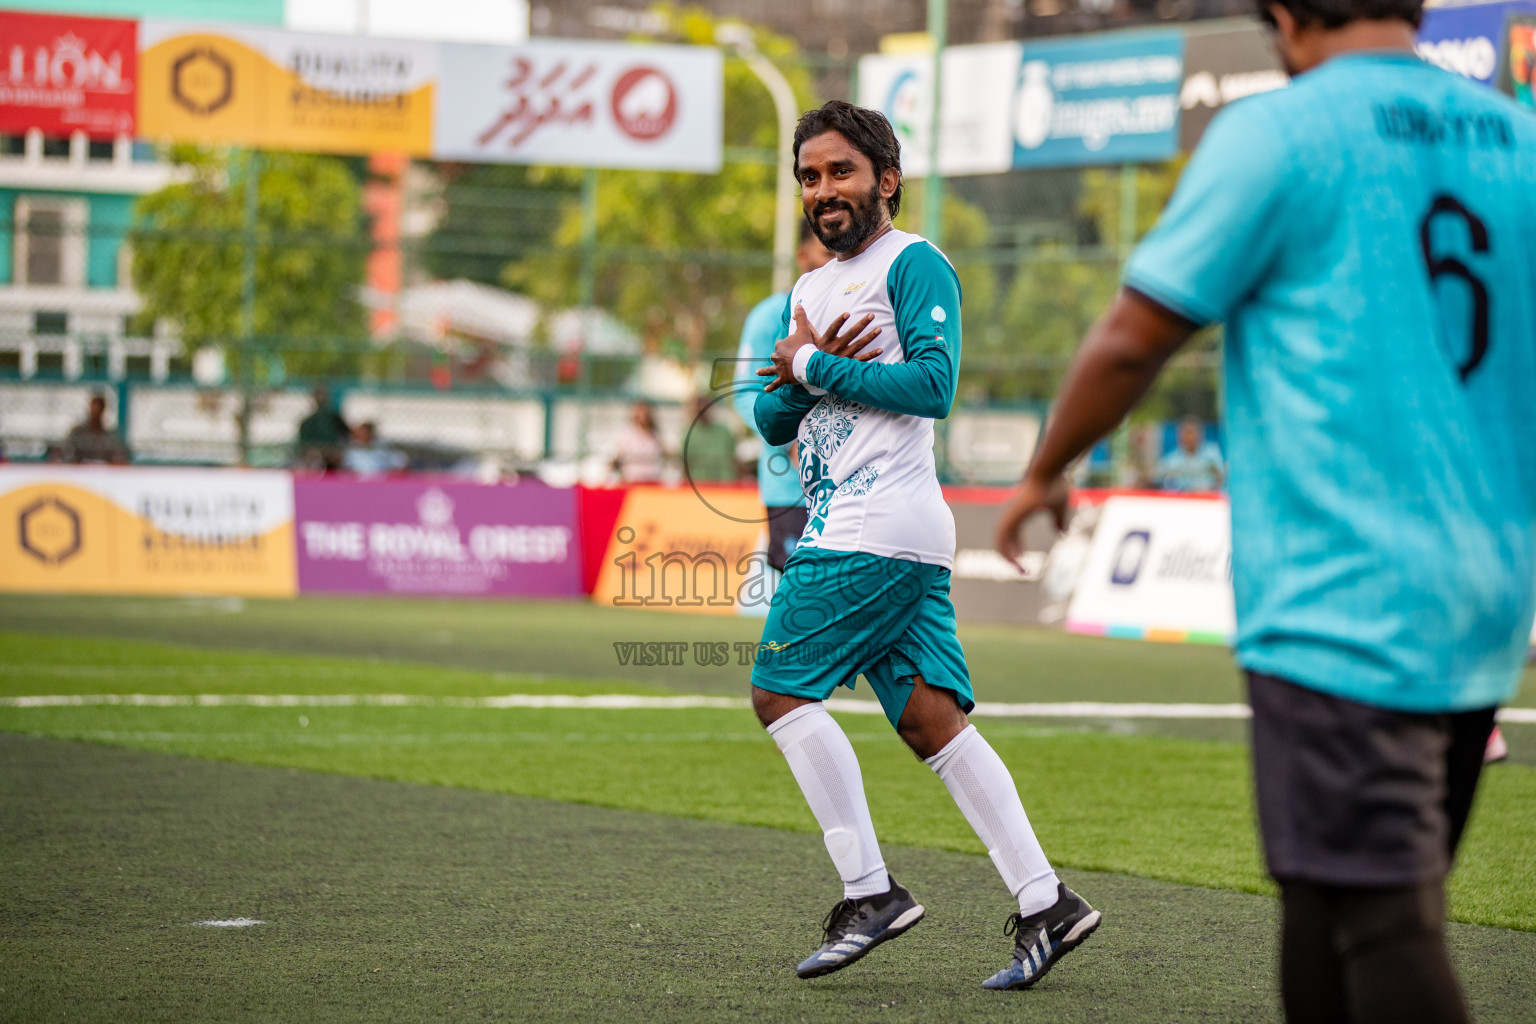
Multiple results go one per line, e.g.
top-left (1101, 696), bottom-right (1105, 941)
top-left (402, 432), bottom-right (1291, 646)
top-left (297, 386), bottom-right (349, 472)
top-left (734, 222), bottom-right (836, 570)
top-left (611, 400), bottom-right (665, 484)
top-left (1156, 416), bottom-right (1224, 492)
top-left (343, 421), bottom-right (407, 478)
top-left (685, 398), bottom-right (739, 483)
top-left (63, 393), bottom-right (128, 464)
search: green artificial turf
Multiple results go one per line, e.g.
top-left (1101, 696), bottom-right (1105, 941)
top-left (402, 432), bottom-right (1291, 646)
top-left (4, 632), bottom-right (1533, 932)
top-left (6, 734), bottom-right (1536, 1024)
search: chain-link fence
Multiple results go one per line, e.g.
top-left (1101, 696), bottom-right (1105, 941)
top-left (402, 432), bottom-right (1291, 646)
top-left (0, 37), bottom-right (1219, 485)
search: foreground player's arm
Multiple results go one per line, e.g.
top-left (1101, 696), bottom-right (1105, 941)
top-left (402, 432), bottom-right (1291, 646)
top-left (798, 243), bottom-right (960, 419)
top-left (994, 102), bottom-right (1293, 564)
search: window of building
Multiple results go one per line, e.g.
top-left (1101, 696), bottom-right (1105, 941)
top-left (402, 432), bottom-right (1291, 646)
top-left (14, 197), bottom-right (88, 287)
top-left (34, 311), bottom-right (68, 335)
top-left (0, 350), bottom-right (20, 377)
top-left (87, 138), bottom-right (115, 162)
top-left (125, 354), bottom-right (151, 379)
top-left (131, 141), bottom-right (157, 163)
top-left (0, 134), bottom-right (23, 157)
top-left (34, 351), bottom-right (64, 377)
top-left (41, 135), bottom-right (69, 158)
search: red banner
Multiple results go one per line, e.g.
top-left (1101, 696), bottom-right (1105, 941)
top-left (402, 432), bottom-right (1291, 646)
top-left (0, 10), bottom-right (136, 138)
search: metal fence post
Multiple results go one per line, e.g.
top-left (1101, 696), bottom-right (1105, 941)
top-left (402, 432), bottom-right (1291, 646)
top-left (236, 149), bottom-right (262, 465)
top-left (923, 0), bottom-right (948, 246)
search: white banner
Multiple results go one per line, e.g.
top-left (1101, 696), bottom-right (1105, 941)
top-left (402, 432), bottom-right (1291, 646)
top-left (1065, 495), bottom-right (1234, 643)
top-left (433, 39), bottom-right (722, 172)
top-left (856, 42), bottom-right (1020, 177)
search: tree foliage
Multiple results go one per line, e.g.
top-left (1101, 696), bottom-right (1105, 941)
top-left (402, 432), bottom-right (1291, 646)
top-left (130, 147), bottom-right (368, 376)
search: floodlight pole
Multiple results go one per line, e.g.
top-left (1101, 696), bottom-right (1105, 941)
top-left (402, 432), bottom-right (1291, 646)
top-left (923, 0), bottom-right (947, 245)
top-left (723, 27), bottom-right (799, 295)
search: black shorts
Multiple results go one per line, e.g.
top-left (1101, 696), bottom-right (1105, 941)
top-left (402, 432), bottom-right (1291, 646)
top-left (1247, 671), bottom-right (1496, 888)
top-left (765, 504), bottom-right (808, 574)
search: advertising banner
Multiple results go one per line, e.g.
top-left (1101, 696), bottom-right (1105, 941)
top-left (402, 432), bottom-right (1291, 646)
top-left (0, 10), bottom-right (136, 138)
top-left (1178, 23), bottom-right (1287, 150)
top-left (1417, 0), bottom-right (1536, 86)
top-left (294, 479), bottom-right (581, 597)
top-left (137, 21), bottom-right (439, 155)
top-left (856, 42), bottom-right (1021, 177)
top-left (1012, 30), bottom-right (1184, 169)
top-left (589, 486), bottom-right (767, 616)
top-left (1499, 12), bottom-right (1536, 105)
top-left (432, 40), bottom-right (721, 172)
top-left (0, 466), bottom-right (296, 597)
top-left (1064, 494), bottom-right (1233, 643)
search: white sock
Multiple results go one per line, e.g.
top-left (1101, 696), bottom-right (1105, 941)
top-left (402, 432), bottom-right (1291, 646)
top-left (926, 724), bottom-right (1060, 916)
top-left (767, 702), bottom-right (890, 899)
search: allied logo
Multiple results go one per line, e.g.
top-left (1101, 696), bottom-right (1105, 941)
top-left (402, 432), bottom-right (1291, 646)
top-left (1110, 529), bottom-right (1150, 586)
top-left (18, 494), bottom-right (82, 566)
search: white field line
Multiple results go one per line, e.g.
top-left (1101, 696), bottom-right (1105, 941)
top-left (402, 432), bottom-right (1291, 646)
top-left (2, 693), bottom-right (1533, 723)
top-left (193, 919), bottom-right (264, 928)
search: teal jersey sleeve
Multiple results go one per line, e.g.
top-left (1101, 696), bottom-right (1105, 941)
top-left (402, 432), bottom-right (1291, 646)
top-left (731, 294), bottom-right (791, 429)
top-left (804, 241), bottom-right (961, 419)
top-left (752, 297), bottom-right (821, 446)
top-left (1123, 102), bottom-right (1293, 325)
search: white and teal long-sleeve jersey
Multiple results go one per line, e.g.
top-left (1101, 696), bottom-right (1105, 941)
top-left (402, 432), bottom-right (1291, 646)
top-left (753, 227), bottom-right (961, 568)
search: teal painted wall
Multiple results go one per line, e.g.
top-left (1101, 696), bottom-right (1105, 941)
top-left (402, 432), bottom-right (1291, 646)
top-left (1, 0), bottom-right (283, 22)
top-left (1, 188), bottom-right (139, 288)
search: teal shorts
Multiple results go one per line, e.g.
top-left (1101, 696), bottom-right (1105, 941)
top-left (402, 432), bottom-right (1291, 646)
top-left (750, 548), bottom-right (974, 729)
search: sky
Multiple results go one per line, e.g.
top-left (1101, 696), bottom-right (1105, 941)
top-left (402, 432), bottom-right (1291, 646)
top-left (284, 0), bottom-right (529, 43)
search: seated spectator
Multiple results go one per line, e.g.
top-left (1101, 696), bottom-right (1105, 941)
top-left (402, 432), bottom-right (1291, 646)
top-left (610, 401), bottom-right (666, 484)
top-left (1156, 416), bottom-right (1224, 492)
top-left (296, 386), bottom-right (349, 472)
top-left (343, 421), bottom-right (408, 477)
top-left (63, 393), bottom-right (128, 464)
top-left (685, 398), bottom-right (738, 484)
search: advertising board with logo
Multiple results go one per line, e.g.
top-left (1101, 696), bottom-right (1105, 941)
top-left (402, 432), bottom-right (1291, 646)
top-left (1064, 494), bottom-right (1233, 643)
top-left (1178, 23), bottom-right (1287, 150)
top-left (1418, 0), bottom-right (1536, 86)
top-left (0, 10), bottom-right (136, 137)
top-left (432, 40), bottom-right (722, 172)
top-left (855, 42), bottom-right (1020, 177)
top-left (0, 466), bottom-right (296, 597)
top-left (294, 479), bottom-right (581, 597)
top-left (137, 20), bottom-right (439, 155)
top-left (1012, 30), bottom-right (1184, 169)
top-left (589, 486), bottom-right (768, 616)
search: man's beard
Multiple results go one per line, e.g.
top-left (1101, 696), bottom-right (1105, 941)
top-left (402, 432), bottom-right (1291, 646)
top-left (808, 182), bottom-right (885, 255)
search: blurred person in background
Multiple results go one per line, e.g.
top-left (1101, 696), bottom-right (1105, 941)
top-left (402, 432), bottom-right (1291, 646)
top-left (62, 393), bottom-right (128, 464)
top-left (296, 386), bottom-right (350, 472)
top-left (684, 397), bottom-right (738, 484)
top-left (343, 421), bottom-right (407, 478)
top-left (610, 400), bottom-right (665, 484)
top-left (995, 0), bottom-right (1536, 1018)
top-left (1155, 415), bottom-right (1224, 491)
top-left (735, 221), bottom-right (835, 570)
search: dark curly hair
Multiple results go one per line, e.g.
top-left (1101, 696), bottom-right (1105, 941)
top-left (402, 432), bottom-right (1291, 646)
top-left (1256, 0), bottom-right (1422, 29)
top-left (791, 100), bottom-right (904, 219)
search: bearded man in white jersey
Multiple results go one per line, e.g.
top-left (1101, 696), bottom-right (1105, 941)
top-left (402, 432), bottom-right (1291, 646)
top-left (747, 100), bottom-right (1100, 988)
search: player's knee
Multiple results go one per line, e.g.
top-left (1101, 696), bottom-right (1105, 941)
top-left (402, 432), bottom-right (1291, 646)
top-left (1333, 882), bottom-right (1446, 956)
top-left (751, 685), bottom-right (809, 729)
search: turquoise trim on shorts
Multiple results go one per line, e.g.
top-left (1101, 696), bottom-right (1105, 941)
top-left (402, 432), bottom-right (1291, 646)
top-left (750, 548), bottom-right (974, 729)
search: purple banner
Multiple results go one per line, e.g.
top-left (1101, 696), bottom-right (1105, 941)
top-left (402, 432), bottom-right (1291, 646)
top-left (295, 479), bottom-right (581, 597)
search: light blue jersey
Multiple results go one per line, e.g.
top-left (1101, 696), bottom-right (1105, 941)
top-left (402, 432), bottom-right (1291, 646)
top-left (1125, 52), bottom-right (1536, 713)
top-left (733, 293), bottom-right (804, 508)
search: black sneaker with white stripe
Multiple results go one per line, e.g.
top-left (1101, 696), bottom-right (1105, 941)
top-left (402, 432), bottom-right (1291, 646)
top-left (982, 883), bottom-right (1101, 990)
top-left (794, 878), bottom-right (925, 979)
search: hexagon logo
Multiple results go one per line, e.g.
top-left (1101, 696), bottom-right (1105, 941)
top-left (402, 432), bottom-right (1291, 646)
top-left (19, 495), bottom-right (82, 566)
top-left (171, 46), bottom-right (234, 117)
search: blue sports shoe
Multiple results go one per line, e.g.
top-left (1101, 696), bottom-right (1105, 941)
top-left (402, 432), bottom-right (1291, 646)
top-left (795, 879), bottom-right (926, 979)
top-left (982, 883), bottom-right (1101, 990)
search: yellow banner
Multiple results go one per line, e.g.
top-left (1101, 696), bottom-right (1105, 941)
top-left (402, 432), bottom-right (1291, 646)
top-left (138, 22), bottom-right (436, 156)
top-left (0, 468), bottom-right (296, 598)
top-left (590, 486), bottom-right (768, 616)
